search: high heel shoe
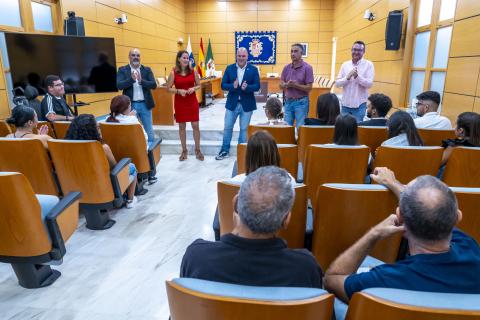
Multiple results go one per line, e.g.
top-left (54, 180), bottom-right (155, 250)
top-left (195, 149), bottom-right (204, 161)
top-left (179, 149), bottom-right (188, 161)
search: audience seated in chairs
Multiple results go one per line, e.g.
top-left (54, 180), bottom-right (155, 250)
top-left (304, 93), bottom-right (340, 126)
top-left (181, 166), bottom-right (322, 287)
top-left (6, 106), bottom-right (52, 148)
top-left (105, 94), bottom-right (149, 144)
top-left (442, 112), bottom-right (480, 165)
top-left (414, 91), bottom-right (452, 129)
top-left (324, 167), bottom-right (480, 303)
top-left (382, 110), bottom-right (424, 147)
top-left (358, 93), bottom-right (392, 127)
top-left (231, 130), bottom-right (295, 184)
top-left (65, 114), bottom-right (138, 208)
top-left (257, 97), bottom-right (288, 125)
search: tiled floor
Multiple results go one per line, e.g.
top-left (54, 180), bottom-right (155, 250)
top-left (0, 102), bottom-right (249, 319)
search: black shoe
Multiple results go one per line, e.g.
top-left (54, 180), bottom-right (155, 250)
top-left (148, 176), bottom-right (158, 185)
top-left (215, 151), bottom-right (229, 160)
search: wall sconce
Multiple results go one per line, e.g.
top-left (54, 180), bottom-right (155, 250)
top-left (114, 13), bottom-right (128, 24)
top-left (364, 10), bottom-right (375, 21)
top-left (177, 37), bottom-right (184, 45)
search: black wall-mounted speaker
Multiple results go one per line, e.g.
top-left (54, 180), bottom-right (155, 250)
top-left (385, 10), bottom-right (403, 50)
top-left (64, 12), bottom-right (85, 36)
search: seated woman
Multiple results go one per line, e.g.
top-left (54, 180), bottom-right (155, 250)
top-left (105, 95), bottom-right (148, 144)
top-left (304, 93), bottom-right (340, 125)
top-left (442, 112), bottom-right (480, 165)
top-left (382, 110), bottom-right (423, 147)
top-left (257, 97), bottom-right (288, 125)
top-left (5, 105), bottom-right (52, 147)
top-left (65, 114), bottom-right (138, 208)
top-left (231, 130), bottom-right (295, 184)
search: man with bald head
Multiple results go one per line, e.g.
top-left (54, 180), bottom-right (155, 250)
top-left (216, 47), bottom-right (260, 160)
top-left (324, 168), bottom-right (480, 303)
top-left (181, 166), bottom-right (322, 287)
top-left (117, 48), bottom-right (157, 144)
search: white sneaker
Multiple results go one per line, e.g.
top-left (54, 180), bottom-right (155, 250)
top-left (126, 196), bottom-right (138, 209)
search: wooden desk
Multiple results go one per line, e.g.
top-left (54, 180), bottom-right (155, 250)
top-left (261, 77), bottom-right (282, 93)
top-left (152, 77), bottom-right (223, 125)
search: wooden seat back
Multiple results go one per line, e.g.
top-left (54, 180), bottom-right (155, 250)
top-left (358, 126), bottom-right (388, 153)
top-left (312, 184), bottom-right (401, 269)
top-left (346, 291), bottom-right (480, 320)
top-left (418, 128), bottom-right (456, 146)
top-left (443, 147), bottom-right (480, 187)
top-left (0, 172), bottom-right (52, 257)
top-left (166, 280), bottom-right (334, 320)
top-left (304, 145), bottom-right (370, 208)
top-left (236, 143), bottom-right (298, 178)
top-left (373, 146), bottom-right (443, 184)
top-left (100, 122), bottom-right (151, 173)
top-left (48, 140), bottom-right (125, 204)
top-left (247, 125), bottom-right (296, 144)
top-left (52, 121), bottom-right (71, 139)
top-left (451, 188), bottom-right (480, 243)
top-left (0, 120), bottom-right (12, 137)
top-left (217, 181), bottom-right (308, 248)
top-left (297, 126), bottom-right (334, 163)
top-left (0, 138), bottom-right (60, 195)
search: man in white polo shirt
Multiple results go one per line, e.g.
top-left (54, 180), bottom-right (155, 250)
top-left (414, 91), bottom-right (452, 129)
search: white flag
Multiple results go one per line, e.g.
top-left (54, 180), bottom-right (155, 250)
top-left (186, 36), bottom-right (196, 69)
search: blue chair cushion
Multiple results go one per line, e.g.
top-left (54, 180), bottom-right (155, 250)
top-left (362, 288), bottom-right (480, 311)
top-left (36, 194), bottom-right (59, 221)
top-left (450, 187), bottom-right (480, 193)
top-left (323, 183), bottom-right (388, 191)
top-left (173, 278), bottom-right (328, 301)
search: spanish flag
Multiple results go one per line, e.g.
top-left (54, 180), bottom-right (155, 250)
top-left (197, 37), bottom-right (206, 78)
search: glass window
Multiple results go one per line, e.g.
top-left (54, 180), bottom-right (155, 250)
top-left (430, 71), bottom-right (446, 96)
top-left (0, 1), bottom-right (22, 28)
top-left (433, 26), bottom-right (452, 69)
top-left (439, 0), bottom-right (457, 21)
top-left (417, 0), bottom-right (434, 27)
top-left (409, 71), bottom-right (426, 105)
top-left (413, 32), bottom-right (431, 68)
top-left (31, 2), bottom-right (53, 32)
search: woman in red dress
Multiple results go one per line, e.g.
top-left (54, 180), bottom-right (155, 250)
top-left (167, 50), bottom-right (203, 161)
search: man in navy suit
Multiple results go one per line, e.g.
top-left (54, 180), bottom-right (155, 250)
top-left (215, 47), bottom-right (260, 160)
top-left (117, 48), bottom-right (157, 143)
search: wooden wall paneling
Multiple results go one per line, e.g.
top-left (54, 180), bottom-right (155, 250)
top-left (455, 0), bottom-right (480, 21)
top-left (444, 57), bottom-right (480, 96)
top-left (474, 97), bottom-right (480, 114)
top-left (442, 93), bottom-right (475, 121)
top-left (450, 16), bottom-right (480, 57)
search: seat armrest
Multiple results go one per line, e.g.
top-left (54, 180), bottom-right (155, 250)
top-left (147, 138), bottom-right (162, 153)
top-left (45, 191), bottom-right (82, 259)
top-left (110, 158), bottom-right (131, 198)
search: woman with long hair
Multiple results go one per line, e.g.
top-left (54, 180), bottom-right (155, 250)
top-left (65, 114), bottom-right (138, 208)
top-left (332, 114), bottom-right (358, 145)
top-left (6, 106), bottom-right (52, 147)
top-left (304, 93), bottom-right (340, 125)
top-left (382, 110), bottom-right (423, 146)
top-left (167, 50), bottom-right (203, 161)
top-left (106, 95), bottom-right (148, 143)
top-left (442, 112), bottom-right (480, 164)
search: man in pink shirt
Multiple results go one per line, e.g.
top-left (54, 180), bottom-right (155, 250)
top-left (336, 41), bottom-right (375, 122)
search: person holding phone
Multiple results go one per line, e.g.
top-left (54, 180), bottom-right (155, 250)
top-left (215, 47), bottom-right (260, 160)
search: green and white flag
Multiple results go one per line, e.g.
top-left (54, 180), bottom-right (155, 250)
top-left (205, 38), bottom-right (215, 77)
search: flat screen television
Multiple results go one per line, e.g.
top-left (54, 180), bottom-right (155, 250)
top-left (4, 33), bottom-right (117, 94)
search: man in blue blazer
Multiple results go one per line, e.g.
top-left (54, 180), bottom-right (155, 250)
top-left (117, 48), bottom-right (157, 143)
top-left (216, 47), bottom-right (260, 160)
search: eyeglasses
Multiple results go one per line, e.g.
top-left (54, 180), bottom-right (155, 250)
top-left (130, 54), bottom-right (140, 57)
top-left (352, 48), bottom-right (364, 52)
top-left (415, 102), bottom-right (429, 108)
top-left (53, 82), bottom-right (64, 87)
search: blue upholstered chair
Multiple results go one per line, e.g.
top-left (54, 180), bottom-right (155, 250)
top-left (166, 278), bottom-right (334, 320)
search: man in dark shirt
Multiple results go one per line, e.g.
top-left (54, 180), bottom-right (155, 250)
top-left (358, 93), bottom-right (392, 126)
top-left (40, 75), bottom-right (74, 122)
top-left (181, 166), bottom-right (323, 288)
top-left (324, 167), bottom-right (480, 303)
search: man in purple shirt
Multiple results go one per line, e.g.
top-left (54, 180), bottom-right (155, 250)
top-left (280, 43), bottom-right (314, 128)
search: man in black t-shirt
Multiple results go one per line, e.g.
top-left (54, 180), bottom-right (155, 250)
top-left (40, 75), bottom-right (74, 122)
top-left (180, 166), bottom-right (323, 288)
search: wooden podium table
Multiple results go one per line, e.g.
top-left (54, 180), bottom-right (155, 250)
top-left (260, 77), bottom-right (282, 93)
top-left (152, 77), bottom-right (223, 125)
top-left (308, 86), bottom-right (331, 118)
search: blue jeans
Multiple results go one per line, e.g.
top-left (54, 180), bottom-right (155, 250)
top-left (132, 101), bottom-right (155, 142)
top-left (284, 96), bottom-right (309, 128)
top-left (220, 102), bottom-right (253, 153)
top-left (341, 102), bottom-right (367, 123)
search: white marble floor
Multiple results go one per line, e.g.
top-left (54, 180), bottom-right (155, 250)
top-left (0, 155), bottom-right (236, 319)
